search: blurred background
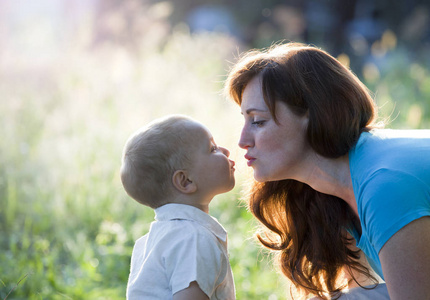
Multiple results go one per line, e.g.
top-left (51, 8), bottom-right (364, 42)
top-left (1, 0), bottom-right (429, 299)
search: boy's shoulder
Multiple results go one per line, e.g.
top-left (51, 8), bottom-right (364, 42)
top-left (150, 216), bottom-right (218, 243)
top-left (134, 233), bottom-right (149, 247)
top-left (133, 203), bottom-right (227, 251)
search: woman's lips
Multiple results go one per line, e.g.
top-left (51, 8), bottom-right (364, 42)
top-left (244, 154), bottom-right (256, 166)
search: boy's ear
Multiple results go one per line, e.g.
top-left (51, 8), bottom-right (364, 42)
top-left (172, 170), bottom-right (197, 194)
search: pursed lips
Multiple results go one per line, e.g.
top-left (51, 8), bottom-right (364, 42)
top-left (230, 160), bottom-right (236, 171)
top-left (244, 154), bottom-right (256, 166)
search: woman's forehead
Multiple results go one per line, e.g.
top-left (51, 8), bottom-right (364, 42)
top-left (241, 76), bottom-right (267, 112)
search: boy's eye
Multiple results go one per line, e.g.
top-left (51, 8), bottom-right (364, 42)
top-left (211, 145), bottom-right (218, 152)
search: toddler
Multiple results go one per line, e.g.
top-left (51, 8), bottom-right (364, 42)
top-left (120, 115), bottom-right (236, 299)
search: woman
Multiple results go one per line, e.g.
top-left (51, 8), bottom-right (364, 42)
top-left (225, 42), bottom-right (430, 299)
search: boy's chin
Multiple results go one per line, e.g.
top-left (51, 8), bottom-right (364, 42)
top-left (220, 181), bottom-right (235, 194)
top-left (228, 179), bottom-right (236, 191)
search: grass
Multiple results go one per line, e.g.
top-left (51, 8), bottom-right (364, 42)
top-left (1, 8), bottom-right (429, 300)
top-left (0, 19), bottom-right (289, 299)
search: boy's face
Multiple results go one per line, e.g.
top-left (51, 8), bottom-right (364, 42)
top-left (188, 123), bottom-right (236, 200)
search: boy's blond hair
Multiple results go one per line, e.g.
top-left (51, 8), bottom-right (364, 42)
top-left (120, 115), bottom-right (197, 208)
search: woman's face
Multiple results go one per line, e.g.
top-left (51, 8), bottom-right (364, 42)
top-left (238, 75), bottom-right (311, 182)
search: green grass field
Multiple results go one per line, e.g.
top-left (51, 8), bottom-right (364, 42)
top-left (1, 15), bottom-right (429, 299)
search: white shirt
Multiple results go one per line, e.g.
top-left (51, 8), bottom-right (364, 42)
top-left (126, 203), bottom-right (236, 300)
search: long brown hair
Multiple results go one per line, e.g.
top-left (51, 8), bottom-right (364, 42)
top-left (225, 43), bottom-right (378, 298)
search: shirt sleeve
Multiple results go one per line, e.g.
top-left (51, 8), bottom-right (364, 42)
top-left (163, 222), bottom-right (227, 298)
top-left (308, 283), bottom-right (390, 300)
top-left (360, 169), bottom-right (430, 254)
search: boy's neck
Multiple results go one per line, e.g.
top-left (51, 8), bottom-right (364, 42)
top-left (191, 203), bottom-right (209, 214)
top-left (174, 202), bottom-right (209, 214)
top-left (170, 194), bottom-right (211, 214)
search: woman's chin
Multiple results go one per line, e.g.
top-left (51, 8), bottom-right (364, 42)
top-left (253, 173), bottom-right (268, 182)
top-left (254, 171), bottom-right (286, 182)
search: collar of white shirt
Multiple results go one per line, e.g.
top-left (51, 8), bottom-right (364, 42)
top-left (154, 203), bottom-right (227, 242)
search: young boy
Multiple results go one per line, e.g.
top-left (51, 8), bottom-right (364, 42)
top-left (120, 115), bottom-right (236, 300)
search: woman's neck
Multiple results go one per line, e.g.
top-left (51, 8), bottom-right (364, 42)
top-left (299, 153), bottom-right (359, 217)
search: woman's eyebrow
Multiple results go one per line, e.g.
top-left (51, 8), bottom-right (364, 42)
top-left (242, 108), bottom-right (268, 115)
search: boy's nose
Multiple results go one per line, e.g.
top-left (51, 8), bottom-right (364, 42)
top-left (219, 146), bottom-right (230, 157)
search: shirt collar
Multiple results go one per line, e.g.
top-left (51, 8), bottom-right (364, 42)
top-left (154, 203), bottom-right (227, 242)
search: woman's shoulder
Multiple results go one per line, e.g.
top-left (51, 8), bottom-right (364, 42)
top-left (350, 129), bottom-right (430, 178)
top-left (353, 128), bottom-right (430, 150)
top-left (371, 128), bottom-right (430, 138)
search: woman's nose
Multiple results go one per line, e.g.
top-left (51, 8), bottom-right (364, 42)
top-left (238, 126), bottom-right (252, 149)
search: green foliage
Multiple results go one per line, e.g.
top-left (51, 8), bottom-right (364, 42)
top-left (362, 47), bottom-right (430, 129)
top-left (0, 14), bottom-right (287, 299)
top-left (1, 5), bottom-right (429, 300)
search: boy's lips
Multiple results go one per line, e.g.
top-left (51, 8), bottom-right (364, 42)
top-left (244, 154), bottom-right (256, 166)
top-left (230, 160), bottom-right (236, 170)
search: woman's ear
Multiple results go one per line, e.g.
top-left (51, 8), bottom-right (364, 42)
top-left (301, 110), bottom-right (309, 130)
top-left (172, 170), bottom-right (197, 194)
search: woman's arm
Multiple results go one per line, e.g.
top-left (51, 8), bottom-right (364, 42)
top-left (173, 281), bottom-right (209, 300)
top-left (379, 216), bottom-right (430, 299)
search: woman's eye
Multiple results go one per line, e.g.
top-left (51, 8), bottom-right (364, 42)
top-left (211, 146), bottom-right (218, 152)
top-left (252, 120), bottom-right (265, 127)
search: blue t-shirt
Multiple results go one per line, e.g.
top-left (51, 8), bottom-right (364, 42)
top-left (349, 129), bottom-right (430, 279)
